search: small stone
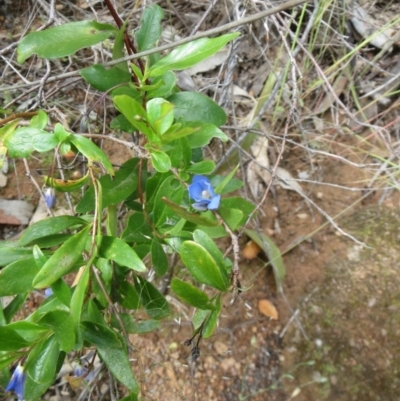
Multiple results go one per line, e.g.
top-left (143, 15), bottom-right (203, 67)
top-left (214, 341), bottom-right (228, 354)
top-left (296, 213), bottom-right (308, 220)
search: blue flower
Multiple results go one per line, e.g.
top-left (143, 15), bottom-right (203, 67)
top-left (188, 175), bottom-right (220, 211)
top-left (44, 288), bottom-right (53, 298)
top-left (6, 364), bottom-right (26, 401)
top-left (74, 363), bottom-right (95, 382)
top-left (44, 187), bottom-right (56, 209)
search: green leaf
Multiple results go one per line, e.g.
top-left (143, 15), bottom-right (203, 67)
top-left (18, 20), bottom-right (116, 63)
top-left (118, 281), bottom-right (141, 309)
top-left (32, 226), bottom-right (90, 288)
top-left (214, 165), bottom-right (239, 193)
top-left (50, 279), bottom-right (71, 307)
top-left (147, 71), bottom-right (176, 99)
top-left (70, 264), bottom-right (90, 330)
top-left (192, 230), bottom-right (228, 281)
top-left (220, 197), bottom-right (255, 226)
top-left (30, 110), bottom-right (48, 129)
top-left (151, 240), bottom-right (168, 276)
top-left (160, 198), bottom-right (221, 227)
top-left (187, 123), bottom-right (228, 148)
top-left (19, 215), bottom-right (88, 246)
top-left (81, 321), bottom-right (122, 348)
top-left (168, 92), bottom-right (226, 126)
top-left (76, 158), bottom-right (139, 213)
top-left (3, 294), bottom-right (28, 323)
top-left (112, 314), bottom-right (160, 334)
top-left (180, 241), bottom-right (228, 291)
top-left (0, 327), bottom-right (31, 350)
top-left (134, 276), bottom-right (170, 319)
top-left (38, 311), bottom-right (75, 352)
top-left (0, 257), bottom-right (40, 296)
top-left (150, 150), bottom-right (171, 173)
top-left (171, 278), bottom-right (213, 309)
top-left (4, 127), bottom-right (58, 157)
top-left (70, 134), bottom-right (114, 175)
top-left (6, 321), bottom-right (48, 343)
top-left (112, 22), bottom-right (129, 72)
top-left (98, 236), bottom-right (146, 272)
top-left (153, 175), bottom-right (185, 227)
top-left (113, 95), bottom-right (157, 141)
top-left (148, 33), bottom-right (240, 77)
top-left (245, 229), bottom-right (286, 291)
top-left (210, 175), bottom-right (243, 194)
top-left (202, 295), bottom-right (221, 338)
top-left (44, 173), bottom-right (90, 193)
top-left (146, 98), bottom-right (174, 135)
top-left (135, 4), bottom-right (164, 51)
top-left (97, 346), bottom-right (138, 393)
top-left (121, 213), bottom-right (153, 243)
top-left (218, 207), bottom-right (243, 230)
top-left (186, 160), bottom-right (215, 174)
top-left (24, 336), bottom-right (60, 401)
top-left (80, 64), bottom-right (131, 92)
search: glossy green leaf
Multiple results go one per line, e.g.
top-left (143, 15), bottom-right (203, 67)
top-left (169, 92), bottom-right (226, 126)
top-left (98, 236), bottom-right (146, 272)
top-left (186, 160), bottom-right (215, 174)
top-left (97, 346), bottom-right (138, 393)
top-left (220, 197), bottom-right (255, 226)
top-left (218, 207), bottom-right (243, 230)
top-left (187, 123), bottom-right (228, 148)
top-left (0, 353), bottom-right (25, 370)
top-left (24, 336), bottom-right (60, 401)
top-left (135, 4), bottom-right (164, 51)
top-left (19, 215), bottom-right (88, 246)
top-left (6, 321), bottom-right (48, 343)
top-left (180, 241), bottom-right (228, 291)
top-left (0, 327), bottom-right (32, 350)
top-left (0, 257), bottom-right (40, 296)
top-left (134, 276), bottom-right (170, 319)
top-left (147, 71), bottom-right (176, 99)
top-left (112, 314), bottom-right (160, 334)
top-left (70, 264), bottom-right (90, 330)
top-left (171, 278), bottom-right (213, 309)
top-left (18, 20), bottom-right (117, 63)
top-left (54, 123), bottom-right (71, 142)
top-left (148, 33), bottom-right (240, 77)
top-left (153, 175), bottom-right (185, 227)
top-left (245, 229), bottom-right (286, 292)
top-left (202, 295), bottom-right (221, 338)
top-left (49, 279), bottom-right (71, 307)
top-left (38, 311), bottom-right (75, 352)
top-left (44, 173), bottom-right (89, 193)
top-left (192, 230), bottom-right (228, 282)
top-left (76, 157), bottom-right (139, 213)
top-left (150, 150), bottom-right (171, 173)
top-left (112, 22), bottom-right (129, 72)
top-left (30, 110), bottom-right (48, 129)
top-left (113, 95), bottom-right (157, 141)
top-left (80, 64), bottom-right (131, 91)
top-left (214, 164), bottom-right (239, 193)
top-left (121, 213), bottom-right (153, 243)
top-left (211, 175), bottom-right (243, 194)
top-left (118, 281), bottom-right (141, 310)
top-left (5, 127), bottom-right (58, 157)
top-left (81, 321), bottom-right (122, 348)
top-left (146, 98), bottom-right (174, 135)
top-left (32, 226), bottom-right (90, 288)
top-left (161, 197), bottom-right (219, 226)
top-left (151, 240), bottom-right (168, 276)
top-left (70, 134), bottom-right (114, 175)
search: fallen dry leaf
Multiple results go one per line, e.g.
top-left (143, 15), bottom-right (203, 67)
top-left (242, 240), bottom-right (262, 260)
top-left (258, 299), bottom-right (279, 320)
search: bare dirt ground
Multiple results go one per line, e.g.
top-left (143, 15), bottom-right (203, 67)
top-left (1, 1), bottom-right (400, 401)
